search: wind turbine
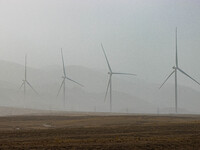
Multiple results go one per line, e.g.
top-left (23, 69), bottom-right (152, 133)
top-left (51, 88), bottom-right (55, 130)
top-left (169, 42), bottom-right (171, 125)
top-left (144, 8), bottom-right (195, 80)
top-left (57, 48), bottom-right (83, 108)
top-left (101, 43), bottom-right (136, 112)
top-left (159, 28), bottom-right (200, 113)
top-left (20, 55), bottom-right (39, 101)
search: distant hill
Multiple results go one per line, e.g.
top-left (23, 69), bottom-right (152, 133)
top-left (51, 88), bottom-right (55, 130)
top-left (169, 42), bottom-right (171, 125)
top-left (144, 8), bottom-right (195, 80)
top-left (0, 60), bottom-right (200, 114)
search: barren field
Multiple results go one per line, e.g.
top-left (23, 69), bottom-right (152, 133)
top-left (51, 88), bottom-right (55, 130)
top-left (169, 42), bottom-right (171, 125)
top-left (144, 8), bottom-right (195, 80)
top-left (0, 113), bottom-right (199, 149)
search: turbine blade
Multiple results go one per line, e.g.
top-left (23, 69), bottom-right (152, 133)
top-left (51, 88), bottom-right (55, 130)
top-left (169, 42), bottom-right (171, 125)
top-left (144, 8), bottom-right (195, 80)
top-left (175, 27), bottom-right (178, 67)
top-left (177, 68), bottom-right (200, 86)
top-left (104, 75), bottom-right (111, 102)
top-left (112, 72), bottom-right (136, 76)
top-left (61, 49), bottom-right (66, 77)
top-left (66, 77), bottom-right (84, 87)
top-left (57, 79), bottom-right (65, 96)
top-left (159, 70), bottom-right (175, 89)
top-left (19, 82), bottom-right (24, 89)
top-left (25, 54), bottom-right (27, 80)
top-left (101, 43), bottom-right (112, 72)
top-left (26, 81), bottom-right (39, 95)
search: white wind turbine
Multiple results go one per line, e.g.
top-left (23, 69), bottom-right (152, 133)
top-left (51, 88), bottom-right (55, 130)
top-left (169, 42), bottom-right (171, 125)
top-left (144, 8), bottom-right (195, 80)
top-left (159, 28), bottom-right (200, 113)
top-left (101, 43), bottom-right (136, 112)
top-left (57, 49), bottom-right (83, 108)
top-left (20, 55), bottom-right (39, 100)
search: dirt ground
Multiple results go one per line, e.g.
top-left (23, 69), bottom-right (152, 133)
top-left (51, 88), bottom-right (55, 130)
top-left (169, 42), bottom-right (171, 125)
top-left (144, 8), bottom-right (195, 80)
top-left (0, 113), bottom-right (199, 150)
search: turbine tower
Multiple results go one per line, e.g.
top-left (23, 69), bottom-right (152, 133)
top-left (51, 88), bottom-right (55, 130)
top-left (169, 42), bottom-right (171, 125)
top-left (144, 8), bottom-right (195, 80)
top-left (159, 28), bottom-right (200, 113)
top-left (101, 43), bottom-right (136, 112)
top-left (57, 48), bottom-right (83, 108)
top-left (20, 55), bottom-right (39, 100)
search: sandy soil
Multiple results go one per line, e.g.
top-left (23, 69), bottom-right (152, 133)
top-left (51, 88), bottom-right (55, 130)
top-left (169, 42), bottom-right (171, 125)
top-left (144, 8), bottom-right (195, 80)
top-left (0, 114), bottom-right (199, 149)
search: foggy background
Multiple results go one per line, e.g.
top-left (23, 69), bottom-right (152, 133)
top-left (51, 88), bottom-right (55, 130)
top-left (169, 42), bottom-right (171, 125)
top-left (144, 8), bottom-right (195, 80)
top-left (0, 0), bottom-right (200, 114)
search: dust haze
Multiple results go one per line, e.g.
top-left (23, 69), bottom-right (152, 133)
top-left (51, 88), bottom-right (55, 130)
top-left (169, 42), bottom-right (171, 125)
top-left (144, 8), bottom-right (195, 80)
top-left (0, 0), bottom-right (200, 114)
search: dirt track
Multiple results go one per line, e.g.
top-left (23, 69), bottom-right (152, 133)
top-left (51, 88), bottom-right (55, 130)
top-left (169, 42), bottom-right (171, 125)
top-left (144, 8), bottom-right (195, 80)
top-left (0, 114), bottom-right (199, 149)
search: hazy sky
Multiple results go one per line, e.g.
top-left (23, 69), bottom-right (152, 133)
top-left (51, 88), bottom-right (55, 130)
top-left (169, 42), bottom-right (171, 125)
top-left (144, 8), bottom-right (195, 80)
top-left (0, 0), bottom-right (200, 88)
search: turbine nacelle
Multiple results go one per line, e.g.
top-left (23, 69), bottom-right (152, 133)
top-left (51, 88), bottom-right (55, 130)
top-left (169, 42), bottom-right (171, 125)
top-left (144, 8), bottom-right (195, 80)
top-left (108, 72), bottom-right (112, 75)
top-left (62, 76), bottom-right (66, 79)
top-left (172, 66), bottom-right (177, 70)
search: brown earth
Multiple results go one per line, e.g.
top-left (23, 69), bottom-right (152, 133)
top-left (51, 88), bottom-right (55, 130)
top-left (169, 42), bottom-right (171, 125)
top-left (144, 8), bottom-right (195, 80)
top-left (0, 113), bottom-right (199, 150)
